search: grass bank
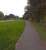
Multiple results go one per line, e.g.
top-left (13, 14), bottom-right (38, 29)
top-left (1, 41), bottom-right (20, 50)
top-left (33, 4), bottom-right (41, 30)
top-left (32, 22), bottom-right (46, 41)
top-left (0, 20), bottom-right (25, 50)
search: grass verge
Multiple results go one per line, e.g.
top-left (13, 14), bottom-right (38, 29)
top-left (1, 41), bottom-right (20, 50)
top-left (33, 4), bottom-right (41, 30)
top-left (32, 22), bottom-right (46, 41)
top-left (0, 20), bottom-right (25, 50)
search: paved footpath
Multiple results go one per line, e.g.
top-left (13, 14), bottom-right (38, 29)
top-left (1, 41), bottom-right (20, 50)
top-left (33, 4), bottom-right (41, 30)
top-left (16, 20), bottom-right (46, 50)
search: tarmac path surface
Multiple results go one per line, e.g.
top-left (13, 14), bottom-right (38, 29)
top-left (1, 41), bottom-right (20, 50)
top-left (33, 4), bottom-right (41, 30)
top-left (16, 20), bottom-right (46, 50)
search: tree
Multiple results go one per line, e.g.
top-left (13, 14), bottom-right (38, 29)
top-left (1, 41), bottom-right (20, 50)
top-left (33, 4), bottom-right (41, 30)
top-left (4, 14), bottom-right (17, 20)
top-left (0, 11), bottom-right (4, 20)
top-left (26, 0), bottom-right (46, 22)
top-left (23, 4), bottom-right (32, 20)
top-left (24, 0), bottom-right (46, 22)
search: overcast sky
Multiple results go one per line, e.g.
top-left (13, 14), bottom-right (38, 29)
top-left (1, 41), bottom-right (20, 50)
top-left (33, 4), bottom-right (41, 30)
top-left (0, 0), bottom-right (27, 17)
